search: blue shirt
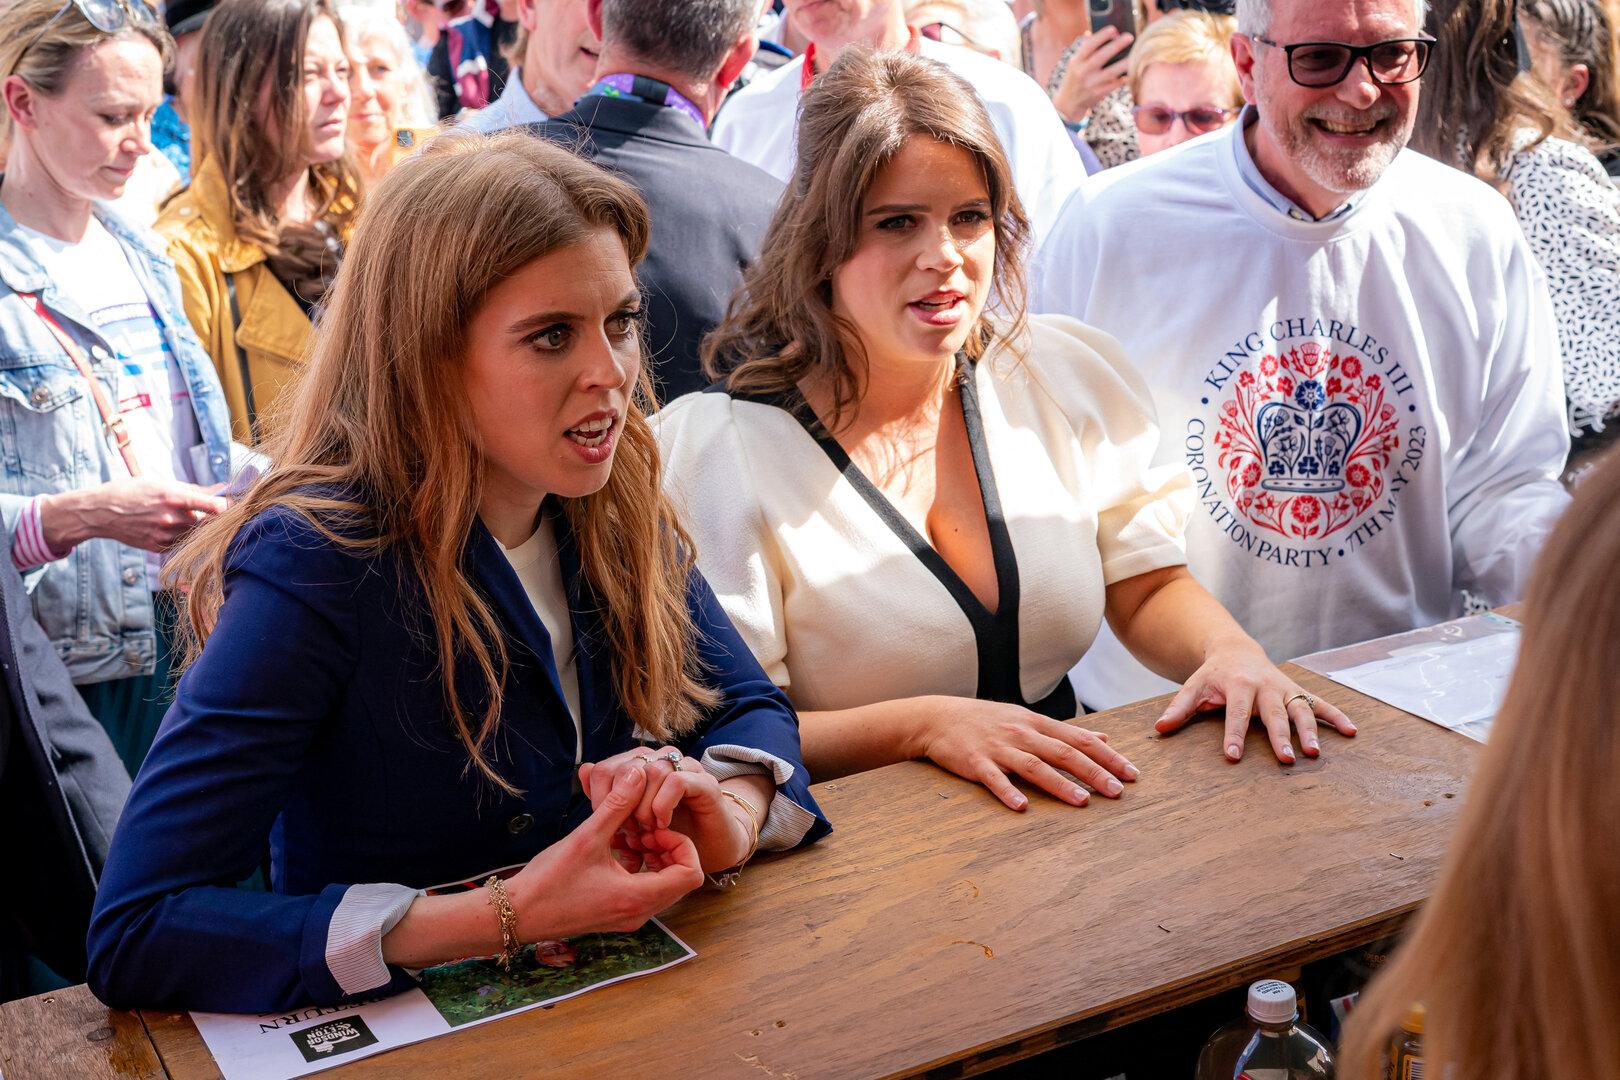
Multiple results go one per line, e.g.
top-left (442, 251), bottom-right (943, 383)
top-left (152, 98), bottom-right (190, 181)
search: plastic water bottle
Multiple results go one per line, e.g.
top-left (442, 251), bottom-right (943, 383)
top-left (1195, 980), bottom-right (1335, 1079)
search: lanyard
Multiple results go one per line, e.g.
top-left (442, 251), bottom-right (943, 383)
top-left (582, 74), bottom-right (706, 130)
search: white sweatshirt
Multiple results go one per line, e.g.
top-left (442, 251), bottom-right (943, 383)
top-left (1034, 120), bottom-right (1571, 708)
top-left (709, 37), bottom-right (1082, 244)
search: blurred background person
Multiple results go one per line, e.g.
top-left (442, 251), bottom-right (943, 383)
top-left (400, 0), bottom-right (447, 65)
top-left (0, 0), bottom-right (241, 773)
top-left (151, 0), bottom-right (217, 183)
top-left (341, 4), bottom-right (438, 187)
top-left (905, 0), bottom-right (1022, 65)
top-left (1018, 0), bottom-right (1136, 166)
top-left (1338, 450), bottom-right (1620, 1080)
top-left (158, 0), bottom-right (361, 446)
top-left (1128, 9), bottom-right (1240, 156)
top-left (533, 0), bottom-right (779, 402)
top-left (1020, 0), bottom-right (1239, 167)
top-left (460, 0), bottom-right (597, 132)
top-left (1415, 0), bottom-right (1620, 480)
top-left (1522, 0), bottom-right (1620, 178)
top-left (427, 0), bottom-right (519, 118)
top-left (711, 0), bottom-right (1083, 245)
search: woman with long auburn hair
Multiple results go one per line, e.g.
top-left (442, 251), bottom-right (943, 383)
top-left (156, 0), bottom-right (360, 445)
top-left (1337, 450), bottom-right (1620, 1079)
top-left (659, 49), bottom-right (1353, 815)
top-left (86, 131), bottom-right (828, 1013)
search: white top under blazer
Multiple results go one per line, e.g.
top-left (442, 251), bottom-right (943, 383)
top-left (654, 314), bottom-right (1192, 718)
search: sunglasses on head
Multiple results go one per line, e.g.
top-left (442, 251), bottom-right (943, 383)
top-left (22, 0), bottom-right (154, 58)
top-left (1250, 35), bottom-right (1435, 88)
top-left (1130, 103), bottom-right (1239, 135)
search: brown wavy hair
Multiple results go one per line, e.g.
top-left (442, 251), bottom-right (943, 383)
top-left (1412, 0), bottom-right (1592, 184)
top-left (1338, 448), bottom-right (1620, 1079)
top-left (166, 130), bottom-right (717, 794)
top-left (700, 47), bottom-right (1031, 432)
top-left (189, 0), bottom-right (361, 282)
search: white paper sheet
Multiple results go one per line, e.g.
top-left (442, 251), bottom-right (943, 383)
top-left (192, 908), bottom-right (694, 1078)
top-left (1293, 613), bottom-right (1521, 743)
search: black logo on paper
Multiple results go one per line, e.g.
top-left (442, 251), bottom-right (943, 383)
top-left (290, 1015), bottom-right (379, 1062)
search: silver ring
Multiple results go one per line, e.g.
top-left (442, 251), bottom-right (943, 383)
top-left (662, 750), bottom-right (684, 768)
top-left (1284, 692), bottom-right (1315, 710)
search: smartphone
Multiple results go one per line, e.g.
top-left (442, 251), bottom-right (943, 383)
top-left (1088, 0), bottom-right (1137, 52)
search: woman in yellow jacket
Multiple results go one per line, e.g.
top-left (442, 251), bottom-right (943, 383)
top-left (158, 0), bottom-right (361, 445)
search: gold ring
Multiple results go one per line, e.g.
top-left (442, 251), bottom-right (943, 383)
top-left (1284, 692), bottom-right (1315, 710)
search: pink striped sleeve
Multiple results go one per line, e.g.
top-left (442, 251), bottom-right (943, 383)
top-left (11, 496), bottom-right (71, 571)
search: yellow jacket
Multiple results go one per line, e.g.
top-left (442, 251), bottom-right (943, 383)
top-left (155, 157), bottom-right (319, 446)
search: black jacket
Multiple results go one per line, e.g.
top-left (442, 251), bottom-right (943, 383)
top-left (531, 94), bottom-right (785, 403)
top-left (0, 537), bottom-right (128, 999)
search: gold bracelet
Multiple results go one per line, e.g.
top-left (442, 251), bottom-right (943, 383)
top-left (484, 874), bottom-right (521, 971)
top-left (710, 788), bottom-right (762, 889)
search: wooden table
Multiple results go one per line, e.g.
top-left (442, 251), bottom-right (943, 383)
top-left (1, 646), bottom-right (1491, 1080)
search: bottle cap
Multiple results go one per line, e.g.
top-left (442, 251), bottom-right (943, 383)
top-left (1246, 980), bottom-right (1299, 1025)
top-left (1401, 1004), bottom-right (1426, 1035)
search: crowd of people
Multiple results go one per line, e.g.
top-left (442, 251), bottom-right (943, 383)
top-left (0, 0), bottom-right (1617, 1073)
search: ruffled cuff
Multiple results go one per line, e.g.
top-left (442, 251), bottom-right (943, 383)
top-left (699, 744), bottom-right (818, 851)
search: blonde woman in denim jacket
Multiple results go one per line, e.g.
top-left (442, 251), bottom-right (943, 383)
top-left (0, 0), bottom-right (254, 773)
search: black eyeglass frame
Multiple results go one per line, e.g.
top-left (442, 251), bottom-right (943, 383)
top-left (1250, 35), bottom-right (1436, 88)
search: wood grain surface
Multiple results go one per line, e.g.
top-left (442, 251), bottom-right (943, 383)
top-left (135, 661), bottom-right (1481, 1080)
top-left (0, 982), bottom-right (165, 1080)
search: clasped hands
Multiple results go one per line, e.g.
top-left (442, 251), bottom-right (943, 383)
top-left (496, 748), bottom-right (761, 948)
top-left (578, 746), bottom-right (761, 875)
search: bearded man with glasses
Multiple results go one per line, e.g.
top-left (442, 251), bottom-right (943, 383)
top-left (1034, 0), bottom-right (1572, 715)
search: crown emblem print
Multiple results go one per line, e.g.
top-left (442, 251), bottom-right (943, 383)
top-left (1254, 379), bottom-right (1363, 494)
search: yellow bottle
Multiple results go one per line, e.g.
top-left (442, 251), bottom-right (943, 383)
top-left (1386, 1004), bottom-right (1425, 1080)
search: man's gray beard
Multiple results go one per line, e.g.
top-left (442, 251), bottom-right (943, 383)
top-left (1266, 109), bottom-right (1412, 198)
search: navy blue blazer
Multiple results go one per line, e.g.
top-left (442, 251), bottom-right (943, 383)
top-left (86, 504), bottom-right (829, 1012)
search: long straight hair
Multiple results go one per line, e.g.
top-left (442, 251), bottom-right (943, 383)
top-left (1412, 0), bottom-right (1591, 183)
top-left (1338, 449), bottom-right (1620, 1079)
top-left (700, 48), bottom-right (1031, 433)
top-left (166, 130), bottom-right (717, 794)
top-left (189, 0), bottom-right (361, 253)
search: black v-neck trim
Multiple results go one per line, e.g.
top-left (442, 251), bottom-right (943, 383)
top-left (720, 359), bottom-right (1074, 718)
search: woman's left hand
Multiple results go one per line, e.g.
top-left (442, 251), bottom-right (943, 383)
top-left (579, 751), bottom-right (755, 873)
top-left (1153, 635), bottom-right (1356, 763)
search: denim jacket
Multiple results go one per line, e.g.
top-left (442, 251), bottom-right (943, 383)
top-left (0, 195), bottom-right (238, 685)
